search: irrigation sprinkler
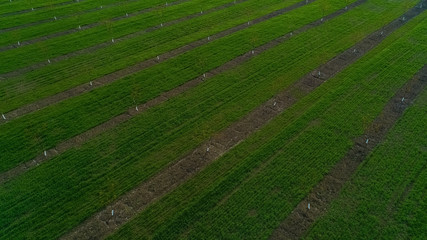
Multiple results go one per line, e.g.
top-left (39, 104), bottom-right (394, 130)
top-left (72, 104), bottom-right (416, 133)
top-left (1, 114), bottom-right (6, 120)
top-left (366, 139), bottom-right (369, 144)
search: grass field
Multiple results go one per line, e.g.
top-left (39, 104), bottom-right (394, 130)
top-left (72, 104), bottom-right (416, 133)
top-left (0, 0), bottom-right (425, 239)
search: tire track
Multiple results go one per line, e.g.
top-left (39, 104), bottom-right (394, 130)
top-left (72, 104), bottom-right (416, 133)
top-left (0, 0), bottom-right (316, 123)
top-left (0, 0), bottom-right (359, 184)
top-left (60, 2), bottom-right (420, 239)
top-left (0, 0), bottom-right (145, 33)
top-left (269, 65), bottom-right (427, 240)
top-left (0, 0), bottom-right (189, 52)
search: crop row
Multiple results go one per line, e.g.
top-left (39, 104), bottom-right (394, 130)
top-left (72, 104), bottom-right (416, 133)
top-left (108, 11), bottom-right (427, 239)
top-left (0, 1), bottom-right (421, 239)
top-left (305, 87), bottom-right (427, 239)
top-left (0, 0), bottom-right (146, 30)
top-left (0, 0), bottom-right (357, 174)
top-left (0, 0), bottom-right (74, 16)
top-left (0, 0), bottom-right (236, 68)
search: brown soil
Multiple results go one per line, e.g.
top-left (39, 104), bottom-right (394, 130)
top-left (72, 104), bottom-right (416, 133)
top-left (0, 0), bottom-right (189, 51)
top-left (58, 2), bottom-right (425, 239)
top-left (269, 62), bottom-right (427, 239)
top-left (0, 0), bottom-right (364, 185)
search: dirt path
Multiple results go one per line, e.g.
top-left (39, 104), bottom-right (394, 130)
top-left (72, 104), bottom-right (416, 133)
top-left (0, 0), bottom-right (366, 185)
top-left (0, 0), bottom-right (189, 52)
top-left (0, 0), bottom-right (145, 33)
top-left (59, 4), bottom-right (421, 239)
top-left (269, 64), bottom-right (427, 240)
top-left (0, 0), bottom-right (321, 122)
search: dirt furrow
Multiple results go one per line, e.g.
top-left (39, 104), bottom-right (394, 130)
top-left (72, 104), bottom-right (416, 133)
top-left (0, 0), bottom-right (365, 185)
top-left (269, 64), bottom-right (427, 240)
top-left (0, 0), bottom-right (144, 33)
top-left (60, 3), bottom-right (420, 239)
top-left (0, 0), bottom-right (189, 52)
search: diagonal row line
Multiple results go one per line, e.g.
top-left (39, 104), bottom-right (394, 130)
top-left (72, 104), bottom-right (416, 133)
top-left (0, 0), bottom-right (312, 121)
top-left (0, 0), bottom-right (189, 52)
top-left (0, 0), bottom-right (364, 185)
top-left (60, 2), bottom-right (422, 239)
top-left (0, 0), bottom-right (87, 17)
top-left (269, 64), bottom-right (427, 240)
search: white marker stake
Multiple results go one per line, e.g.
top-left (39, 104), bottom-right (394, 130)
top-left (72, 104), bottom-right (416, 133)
top-left (48, 59), bottom-right (51, 64)
top-left (200, 10), bottom-right (203, 14)
top-left (1, 114), bottom-right (6, 120)
top-left (32, 7), bottom-right (34, 11)
top-left (54, 16), bottom-right (57, 20)
top-left (135, 106), bottom-right (139, 111)
top-left (111, 38), bottom-right (115, 43)
top-left (251, 50), bottom-right (254, 55)
top-left (207, 147), bottom-right (210, 152)
top-left (380, 31), bottom-right (384, 35)
top-left (290, 32), bottom-right (293, 36)
top-left (78, 25), bottom-right (81, 30)
top-left (247, 21), bottom-right (250, 25)
top-left (126, 13), bottom-right (129, 17)
top-left (321, 18), bottom-right (324, 22)
top-left (208, 36), bottom-right (210, 41)
top-left (308, 203), bottom-right (310, 210)
top-left (161, 23), bottom-right (163, 27)
top-left (157, 55), bottom-right (160, 60)
top-left (318, 71), bottom-right (321, 77)
top-left (345, 6), bottom-right (348, 10)
top-left (203, 73), bottom-right (206, 78)
top-left (112, 210), bottom-right (114, 216)
top-left (89, 81), bottom-right (93, 86)
top-left (401, 97), bottom-right (405, 102)
top-left (353, 49), bottom-right (357, 53)
top-left (166, 2), bottom-right (168, 6)
top-left (17, 41), bottom-right (20, 46)
top-left (273, 101), bottom-right (277, 106)
top-left (100, 5), bottom-right (103, 9)
top-left (44, 151), bottom-right (47, 156)
top-left (366, 139), bottom-right (369, 144)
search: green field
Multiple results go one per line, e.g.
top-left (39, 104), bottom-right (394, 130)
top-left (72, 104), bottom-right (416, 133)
top-left (0, 0), bottom-right (425, 239)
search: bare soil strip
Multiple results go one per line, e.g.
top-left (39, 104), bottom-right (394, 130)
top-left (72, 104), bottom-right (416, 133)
top-left (0, 0), bottom-right (319, 122)
top-left (60, 4), bottom-right (419, 239)
top-left (0, 0), bottom-right (189, 52)
top-left (269, 65), bottom-right (427, 240)
top-left (0, 0), bottom-right (87, 17)
top-left (0, 0), bottom-right (364, 185)
top-left (0, 0), bottom-right (149, 33)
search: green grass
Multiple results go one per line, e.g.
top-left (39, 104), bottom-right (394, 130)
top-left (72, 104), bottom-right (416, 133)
top-left (107, 11), bottom-right (427, 239)
top-left (305, 88), bottom-right (427, 240)
top-left (0, 0), bottom-right (361, 170)
top-left (0, 0), bottom-right (145, 30)
top-left (0, 1), bottom-right (423, 239)
top-left (0, 0), bottom-right (73, 15)
top-left (0, 0), bottom-right (237, 69)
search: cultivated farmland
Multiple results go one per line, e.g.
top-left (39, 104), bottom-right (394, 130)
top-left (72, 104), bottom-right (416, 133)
top-left (0, 0), bottom-right (426, 239)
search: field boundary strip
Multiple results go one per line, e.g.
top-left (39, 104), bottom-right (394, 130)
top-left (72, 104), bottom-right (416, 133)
top-left (0, 0), bottom-right (323, 122)
top-left (0, 0), bottom-right (250, 77)
top-left (59, 4), bottom-right (418, 239)
top-left (0, 0), bottom-right (180, 33)
top-left (269, 64), bottom-right (427, 240)
top-left (0, 0), bottom-right (365, 185)
top-left (0, 0), bottom-right (190, 52)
